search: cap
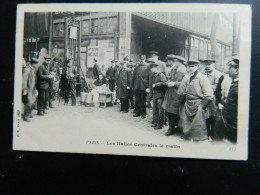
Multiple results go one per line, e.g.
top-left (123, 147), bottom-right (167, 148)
top-left (44, 55), bottom-right (51, 60)
top-left (31, 57), bottom-right (39, 63)
top-left (140, 55), bottom-right (146, 60)
top-left (53, 57), bottom-right (59, 62)
top-left (200, 58), bottom-right (216, 64)
top-left (227, 57), bottom-right (239, 68)
top-left (146, 58), bottom-right (156, 63)
top-left (123, 56), bottom-right (129, 61)
top-left (66, 59), bottom-right (71, 64)
top-left (187, 60), bottom-right (200, 65)
top-left (166, 54), bottom-right (186, 62)
top-left (149, 51), bottom-right (159, 56)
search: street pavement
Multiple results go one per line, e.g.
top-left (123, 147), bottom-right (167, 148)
top-left (16, 97), bottom-right (231, 159)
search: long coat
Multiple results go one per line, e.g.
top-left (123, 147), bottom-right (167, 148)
top-left (131, 63), bottom-right (149, 91)
top-left (222, 79), bottom-right (238, 131)
top-left (22, 64), bottom-right (37, 106)
top-left (106, 67), bottom-right (117, 91)
top-left (116, 67), bottom-right (132, 99)
top-left (36, 63), bottom-right (50, 90)
top-left (178, 71), bottom-right (213, 141)
top-left (162, 65), bottom-right (186, 114)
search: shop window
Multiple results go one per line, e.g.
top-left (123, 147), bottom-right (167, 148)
top-left (53, 23), bottom-right (65, 37)
top-left (82, 17), bottom-right (117, 35)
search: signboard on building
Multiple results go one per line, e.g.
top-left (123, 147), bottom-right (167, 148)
top-left (87, 46), bottom-right (99, 68)
top-left (69, 26), bottom-right (77, 39)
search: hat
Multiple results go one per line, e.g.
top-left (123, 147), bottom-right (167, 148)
top-left (146, 58), bottom-right (156, 63)
top-left (187, 60), bottom-right (200, 65)
top-left (53, 57), bottom-right (59, 62)
top-left (93, 58), bottom-right (98, 62)
top-left (44, 55), bottom-right (51, 60)
top-left (111, 60), bottom-right (115, 63)
top-left (123, 56), bottom-right (129, 61)
top-left (66, 59), bottom-right (71, 64)
top-left (140, 55), bottom-right (146, 60)
top-left (200, 58), bottom-right (216, 64)
top-left (31, 57), bottom-right (39, 64)
top-left (149, 51), bottom-right (159, 56)
top-left (166, 54), bottom-right (186, 62)
top-left (227, 57), bottom-right (239, 68)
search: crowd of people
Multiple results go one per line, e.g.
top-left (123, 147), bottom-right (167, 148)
top-left (22, 49), bottom-right (239, 144)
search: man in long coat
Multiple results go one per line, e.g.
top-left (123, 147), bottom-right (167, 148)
top-left (64, 59), bottom-right (77, 106)
top-left (106, 60), bottom-right (117, 92)
top-left (131, 55), bottom-right (149, 119)
top-left (116, 61), bottom-right (132, 113)
top-left (162, 55), bottom-right (187, 136)
top-left (149, 61), bottom-right (168, 129)
top-left (214, 58), bottom-right (239, 143)
top-left (36, 56), bottom-right (53, 116)
top-left (44, 56), bottom-right (54, 109)
top-left (127, 60), bottom-right (135, 109)
top-left (178, 60), bottom-right (213, 141)
top-left (22, 58), bottom-right (37, 121)
top-left (204, 59), bottom-right (222, 140)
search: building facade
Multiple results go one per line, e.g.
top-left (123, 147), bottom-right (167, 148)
top-left (23, 12), bottom-right (234, 74)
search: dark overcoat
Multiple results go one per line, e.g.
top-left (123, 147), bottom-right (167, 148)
top-left (36, 64), bottom-right (50, 90)
top-left (131, 63), bottom-right (149, 91)
top-left (116, 67), bottom-right (132, 99)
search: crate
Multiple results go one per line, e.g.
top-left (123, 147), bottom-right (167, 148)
top-left (98, 93), bottom-right (113, 108)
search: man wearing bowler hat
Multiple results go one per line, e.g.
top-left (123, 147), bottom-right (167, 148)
top-left (131, 55), bottom-right (149, 119)
top-left (214, 57), bottom-right (239, 143)
top-left (162, 55), bottom-right (187, 136)
top-left (178, 60), bottom-right (213, 141)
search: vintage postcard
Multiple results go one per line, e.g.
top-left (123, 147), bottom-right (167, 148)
top-left (13, 3), bottom-right (251, 160)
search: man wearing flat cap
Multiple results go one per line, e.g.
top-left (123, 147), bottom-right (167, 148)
top-left (131, 54), bottom-right (150, 119)
top-left (149, 61), bottom-right (168, 129)
top-left (177, 60), bottom-right (213, 141)
top-left (162, 55), bottom-right (187, 136)
top-left (36, 55), bottom-right (54, 116)
top-left (214, 57), bottom-right (239, 143)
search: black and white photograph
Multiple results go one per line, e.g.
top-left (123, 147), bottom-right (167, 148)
top-left (13, 3), bottom-right (251, 160)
